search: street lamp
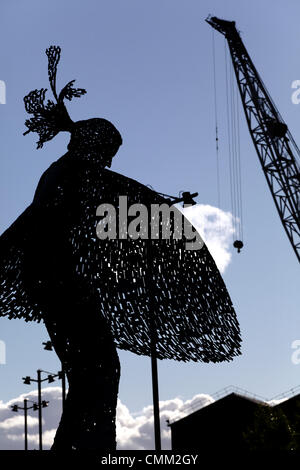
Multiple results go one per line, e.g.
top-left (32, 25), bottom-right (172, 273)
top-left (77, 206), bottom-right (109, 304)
top-left (11, 398), bottom-right (48, 450)
top-left (22, 369), bottom-right (54, 450)
top-left (42, 340), bottom-right (67, 409)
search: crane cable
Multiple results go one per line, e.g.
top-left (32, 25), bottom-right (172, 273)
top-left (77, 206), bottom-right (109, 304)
top-left (212, 30), bottom-right (221, 217)
top-left (224, 39), bottom-right (244, 251)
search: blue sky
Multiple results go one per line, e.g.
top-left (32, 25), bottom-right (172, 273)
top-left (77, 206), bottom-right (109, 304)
top-left (0, 0), bottom-right (299, 422)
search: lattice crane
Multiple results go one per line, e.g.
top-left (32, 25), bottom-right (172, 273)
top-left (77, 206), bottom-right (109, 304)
top-left (206, 16), bottom-right (300, 263)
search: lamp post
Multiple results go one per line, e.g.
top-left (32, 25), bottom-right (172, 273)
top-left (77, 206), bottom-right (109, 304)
top-left (22, 369), bottom-right (57, 450)
top-left (11, 398), bottom-right (48, 450)
top-left (146, 240), bottom-right (161, 451)
top-left (42, 340), bottom-right (67, 409)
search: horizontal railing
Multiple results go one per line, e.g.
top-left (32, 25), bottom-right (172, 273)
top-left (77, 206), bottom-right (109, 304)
top-left (168, 384), bottom-right (300, 425)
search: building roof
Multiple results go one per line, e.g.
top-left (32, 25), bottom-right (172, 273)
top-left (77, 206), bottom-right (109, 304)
top-left (169, 391), bottom-right (267, 428)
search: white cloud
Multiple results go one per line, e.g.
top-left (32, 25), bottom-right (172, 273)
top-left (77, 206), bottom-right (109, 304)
top-left (0, 387), bottom-right (62, 450)
top-left (180, 204), bottom-right (236, 273)
top-left (0, 387), bottom-right (214, 450)
top-left (0, 415), bottom-right (38, 430)
top-left (116, 393), bottom-right (214, 450)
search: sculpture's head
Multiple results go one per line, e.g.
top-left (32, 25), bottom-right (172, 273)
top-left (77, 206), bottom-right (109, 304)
top-left (23, 46), bottom-right (122, 168)
top-left (67, 118), bottom-right (122, 167)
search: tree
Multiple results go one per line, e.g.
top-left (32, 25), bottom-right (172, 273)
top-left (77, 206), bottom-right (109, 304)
top-left (242, 405), bottom-right (298, 451)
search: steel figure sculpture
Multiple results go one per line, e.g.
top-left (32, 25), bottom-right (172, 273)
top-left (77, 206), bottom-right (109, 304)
top-left (0, 46), bottom-right (242, 451)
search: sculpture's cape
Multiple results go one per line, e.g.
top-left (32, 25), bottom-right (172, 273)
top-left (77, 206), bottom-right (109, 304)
top-left (0, 154), bottom-right (241, 362)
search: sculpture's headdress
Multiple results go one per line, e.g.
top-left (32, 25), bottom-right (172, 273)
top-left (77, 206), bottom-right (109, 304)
top-left (23, 46), bottom-right (86, 149)
top-left (23, 46), bottom-right (122, 155)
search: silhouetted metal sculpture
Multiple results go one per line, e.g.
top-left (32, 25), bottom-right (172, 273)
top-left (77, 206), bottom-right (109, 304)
top-left (0, 46), bottom-right (241, 451)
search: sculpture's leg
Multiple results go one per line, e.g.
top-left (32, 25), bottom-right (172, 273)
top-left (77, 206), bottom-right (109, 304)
top-left (42, 290), bottom-right (120, 452)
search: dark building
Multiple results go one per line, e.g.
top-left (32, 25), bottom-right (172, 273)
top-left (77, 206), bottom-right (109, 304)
top-left (169, 391), bottom-right (300, 452)
top-left (169, 392), bottom-right (267, 452)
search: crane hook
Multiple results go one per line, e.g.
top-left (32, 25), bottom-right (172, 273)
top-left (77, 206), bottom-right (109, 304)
top-left (233, 240), bottom-right (243, 253)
